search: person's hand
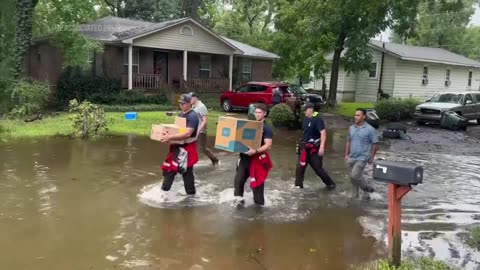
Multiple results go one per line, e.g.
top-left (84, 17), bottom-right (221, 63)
top-left (245, 148), bottom-right (257, 156)
top-left (345, 155), bottom-right (349, 162)
top-left (160, 133), bottom-right (171, 143)
top-left (318, 147), bottom-right (325, 156)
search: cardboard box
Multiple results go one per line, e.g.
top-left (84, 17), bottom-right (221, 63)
top-left (214, 117), bottom-right (263, 153)
top-left (150, 117), bottom-right (189, 144)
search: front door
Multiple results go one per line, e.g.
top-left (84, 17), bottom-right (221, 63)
top-left (154, 51), bottom-right (168, 84)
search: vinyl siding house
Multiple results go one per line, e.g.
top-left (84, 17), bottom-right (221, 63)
top-left (304, 40), bottom-right (480, 102)
top-left (25, 16), bottom-right (279, 93)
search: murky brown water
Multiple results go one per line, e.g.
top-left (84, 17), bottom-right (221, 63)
top-left (1, 127), bottom-right (479, 269)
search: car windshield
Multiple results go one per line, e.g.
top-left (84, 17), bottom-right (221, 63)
top-left (290, 85), bottom-right (308, 94)
top-left (430, 93), bottom-right (464, 104)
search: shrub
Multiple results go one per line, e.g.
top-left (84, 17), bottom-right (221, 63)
top-left (56, 67), bottom-right (121, 106)
top-left (9, 80), bottom-right (51, 118)
top-left (355, 258), bottom-right (457, 270)
top-left (375, 98), bottom-right (421, 121)
top-left (89, 91), bottom-right (168, 105)
top-left (269, 103), bottom-right (296, 128)
top-left (201, 95), bottom-right (222, 111)
top-left (69, 99), bottom-right (108, 138)
top-left (100, 104), bottom-right (174, 112)
top-left (465, 227), bottom-right (480, 250)
top-left (0, 80), bottom-right (14, 116)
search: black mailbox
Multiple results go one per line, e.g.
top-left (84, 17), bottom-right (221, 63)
top-left (373, 160), bottom-right (423, 185)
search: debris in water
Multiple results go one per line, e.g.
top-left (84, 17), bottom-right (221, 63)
top-left (106, 255), bottom-right (118, 262)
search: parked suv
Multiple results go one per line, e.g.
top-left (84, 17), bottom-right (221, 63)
top-left (414, 92), bottom-right (480, 125)
top-left (220, 81), bottom-right (292, 112)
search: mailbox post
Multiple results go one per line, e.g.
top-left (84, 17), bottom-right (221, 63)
top-left (373, 160), bottom-right (423, 267)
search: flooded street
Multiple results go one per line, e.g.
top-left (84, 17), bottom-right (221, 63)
top-left (0, 123), bottom-right (479, 269)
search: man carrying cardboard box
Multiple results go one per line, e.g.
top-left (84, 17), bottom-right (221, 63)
top-left (233, 104), bottom-right (273, 206)
top-left (295, 102), bottom-right (336, 190)
top-left (189, 92), bottom-right (219, 166)
top-left (159, 94), bottom-right (200, 195)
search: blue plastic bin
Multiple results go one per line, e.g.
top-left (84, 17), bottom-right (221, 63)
top-left (124, 112), bottom-right (138, 120)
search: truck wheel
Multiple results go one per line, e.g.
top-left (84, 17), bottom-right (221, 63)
top-left (222, 99), bottom-right (232, 112)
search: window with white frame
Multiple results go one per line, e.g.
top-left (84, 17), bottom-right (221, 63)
top-left (199, 55), bottom-right (211, 78)
top-left (180, 25), bottom-right (193, 36)
top-left (468, 71), bottom-right (473, 87)
top-left (239, 59), bottom-right (252, 82)
top-left (123, 47), bottom-right (140, 73)
top-left (445, 69), bottom-right (451, 86)
top-left (422, 66), bottom-right (428, 85)
top-left (368, 62), bottom-right (378, 78)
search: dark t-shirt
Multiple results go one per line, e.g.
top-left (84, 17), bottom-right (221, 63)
top-left (178, 110), bottom-right (199, 138)
top-left (262, 123), bottom-right (273, 145)
top-left (302, 116), bottom-right (325, 142)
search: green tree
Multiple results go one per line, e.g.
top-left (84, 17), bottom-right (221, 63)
top-left (461, 26), bottom-right (480, 60)
top-left (32, 0), bottom-right (106, 69)
top-left (406, 0), bottom-right (477, 53)
top-left (0, 0), bottom-right (16, 79)
top-left (275, 0), bottom-right (419, 107)
top-left (13, 0), bottom-right (40, 79)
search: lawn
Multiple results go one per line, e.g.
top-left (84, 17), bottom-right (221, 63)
top-left (0, 110), bottom-right (229, 139)
top-left (335, 102), bottom-right (375, 118)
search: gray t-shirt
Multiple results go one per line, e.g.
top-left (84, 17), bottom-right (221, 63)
top-left (193, 101), bottom-right (208, 134)
top-left (347, 122), bottom-right (379, 162)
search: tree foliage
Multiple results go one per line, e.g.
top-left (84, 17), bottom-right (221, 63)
top-left (275, 0), bottom-right (420, 106)
top-left (13, 0), bottom-right (39, 79)
top-left (0, 0), bottom-right (16, 79)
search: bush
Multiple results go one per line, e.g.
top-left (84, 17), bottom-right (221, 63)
top-left (201, 95), bottom-right (222, 111)
top-left (56, 67), bottom-right (121, 106)
top-left (375, 98), bottom-right (421, 121)
top-left (0, 80), bottom-right (14, 116)
top-left (9, 80), bottom-right (51, 118)
top-left (89, 91), bottom-right (168, 105)
top-left (100, 104), bottom-right (174, 112)
top-left (355, 258), bottom-right (457, 270)
top-left (269, 103), bottom-right (296, 128)
top-left (465, 227), bottom-right (480, 250)
top-left (69, 99), bottom-right (108, 138)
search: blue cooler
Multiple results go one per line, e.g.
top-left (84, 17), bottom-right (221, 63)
top-left (124, 112), bottom-right (138, 120)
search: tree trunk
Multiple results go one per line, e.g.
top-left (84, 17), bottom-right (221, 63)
top-left (327, 31), bottom-right (347, 107)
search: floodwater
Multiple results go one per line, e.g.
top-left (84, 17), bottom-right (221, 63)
top-left (0, 127), bottom-right (479, 270)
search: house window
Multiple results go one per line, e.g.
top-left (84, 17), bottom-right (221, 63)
top-left (422, 66), bottom-right (428, 85)
top-left (368, 62), bottom-right (378, 78)
top-left (468, 71), bottom-right (473, 87)
top-left (239, 59), bottom-right (252, 82)
top-left (123, 47), bottom-right (140, 73)
top-left (199, 55), bottom-right (211, 78)
top-left (445, 69), bottom-right (451, 86)
top-left (180, 25), bottom-right (193, 36)
top-left (87, 51), bottom-right (95, 67)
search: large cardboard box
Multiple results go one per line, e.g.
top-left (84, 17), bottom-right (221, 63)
top-left (150, 117), bottom-right (189, 144)
top-left (214, 117), bottom-right (263, 153)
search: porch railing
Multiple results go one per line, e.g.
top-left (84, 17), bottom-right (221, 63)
top-left (187, 77), bottom-right (229, 93)
top-left (121, 73), bottom-right (166, 89)
top-left (121, 74), bottom-right (229, 92)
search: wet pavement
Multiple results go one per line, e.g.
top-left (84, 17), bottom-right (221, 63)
top-left (0, 116), bottom-right (479, 269)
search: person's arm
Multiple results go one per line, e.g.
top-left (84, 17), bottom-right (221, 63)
top-left (368, 129), bottom-right (380, 164)
top-left (318, 118), bottom-right (326, 156)
top-left (161, 113), bottom-right (198, 142)
top-left (198, 115), bottom-right (207, 134)
top-left (345, 132), bottom-right (351, 161)
top-left (246, 126), bottom-right (273, 156)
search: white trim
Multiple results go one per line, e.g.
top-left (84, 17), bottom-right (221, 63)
top-left (229, 54), bottom-right (233, 90)
top-left (183, 50), bottom-right (188, 81)
top-left (180, 25), bottom-right (194, 36)
top-left (128, 45), bottom-right (133, 90)
top-left (368, 62), bottom-right (379, 79)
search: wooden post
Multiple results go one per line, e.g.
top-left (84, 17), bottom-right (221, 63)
top-left (387, 184), bottom-right (412, 267)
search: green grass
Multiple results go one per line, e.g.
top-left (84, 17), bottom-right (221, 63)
top-left (0, 110), bottom-right (230, 138)
top-left (355, 258), bottom-right (457, 270)
top-left (336, 102), bottom-right (375, 118)
top-left (465, 226), bottom-right (480, 250)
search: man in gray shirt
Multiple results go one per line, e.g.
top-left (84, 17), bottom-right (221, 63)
top-left (190, 92), bottom-right (219, 166)
top-left (345, 108), bottom-right (379, 198)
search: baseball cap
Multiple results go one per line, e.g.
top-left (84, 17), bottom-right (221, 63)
top-left (178, 94), bottom-right (192, 104)
top-left (303, 102), bottom-right (314, 111)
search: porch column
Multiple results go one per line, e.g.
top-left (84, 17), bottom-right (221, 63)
top-left (128, 44), bottom-right (133, 90)
top-left (229, 54), bottom-right (233, 90)
top-left (183, 50), bottom-right (188, 81)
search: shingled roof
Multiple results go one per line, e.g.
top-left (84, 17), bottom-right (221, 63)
top-left (78, 16), bottom-right (279, 59)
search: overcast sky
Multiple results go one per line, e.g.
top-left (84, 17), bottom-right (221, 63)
top-left (377, 6), bottom-right (480, 41)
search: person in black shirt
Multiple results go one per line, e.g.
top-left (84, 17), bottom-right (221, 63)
top-left (295, 102), bottom-right (336, 189)
top-left (233, 103), bottom-right (273, 206)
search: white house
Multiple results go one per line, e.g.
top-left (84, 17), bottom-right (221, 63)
top-left (304, 40), bottom-right (480, 102)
